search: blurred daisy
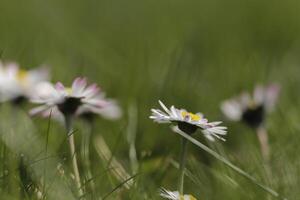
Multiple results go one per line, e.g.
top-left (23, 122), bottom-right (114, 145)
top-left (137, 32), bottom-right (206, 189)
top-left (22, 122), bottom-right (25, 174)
top-left (221, 83), bottom-right (280, 161)
top-left (160, 188), bottom-right (197, 200)
top-left (29, 77), bottom-right (121, 121)
top-left (221, 83), bottom-right (280, 128)
top-left (30, 77), bottom-right (121, 197)
top-left (150, 100), bottom-right (227, 141)
top-left (0, 61), bottom-right (49, 104)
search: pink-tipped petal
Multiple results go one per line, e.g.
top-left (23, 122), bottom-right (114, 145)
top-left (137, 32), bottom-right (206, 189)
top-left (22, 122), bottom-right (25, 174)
top-left (265, 83), bottom-right (281, 112)
top-left (72, 77), bottom-right (87, 95)
top-left (55, 82), bottom-right (65, 91)
top-left (83, 83), bottom-right (100, 98)
top-left (6, 62), bottom-right (19, 78)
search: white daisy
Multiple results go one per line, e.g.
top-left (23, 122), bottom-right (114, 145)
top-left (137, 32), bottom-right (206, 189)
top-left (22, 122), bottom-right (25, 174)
top-left (29, 77), bottom-right (121, 121)
top-left (0, 61), bottom-right (49, 104)
top-left (221, 83), bottom-right (280, 128)
top-left (160, 188), bottom-right (197, 200)
top-left (150, 100), bottom-right (227, 141)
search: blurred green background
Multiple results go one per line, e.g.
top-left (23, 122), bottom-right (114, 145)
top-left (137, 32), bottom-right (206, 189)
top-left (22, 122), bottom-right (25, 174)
top-left (1, 0), bottom-right (300, 199)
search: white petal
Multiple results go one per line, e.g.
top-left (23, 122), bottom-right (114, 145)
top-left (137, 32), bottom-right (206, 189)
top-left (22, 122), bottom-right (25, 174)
top-left (159, 100), bottom-right (172, 115)
top-left (55, 82), bottom-right (66, 94)
top-left (170, 106), bottom-right (179, 119)
top-left (29, 82), bottom-right (63, 105)
top-left (253, 84), bottom-right (265, 105)
top-left (264, 83), bottom-right (280, 112)
top-left (26, 67), bottom-right (49, 85)
top-left (72, 77), bottom-right (87, 96)
top-left (159, 188), bottom-right (180, 199)
top-left (220, 100), bottom-right (243, 121)
top-left (239, 92), bottom-right (251, 108)
top-left (29, 105), bottom-right (51, 116)
top-left (82, 83), bottom-right (100, 98)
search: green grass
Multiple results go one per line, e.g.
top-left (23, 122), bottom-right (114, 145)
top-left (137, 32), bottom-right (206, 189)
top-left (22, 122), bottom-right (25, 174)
top-left (1, 0), bottom-right (300, 199)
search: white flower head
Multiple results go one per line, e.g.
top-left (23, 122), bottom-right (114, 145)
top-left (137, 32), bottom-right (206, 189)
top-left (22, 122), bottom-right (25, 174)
top-left (29, 77), bottom-right (121, 121)
top-left (221, 83), bottom-right (280, 128)
top-left (160, 188), bottom-right (197, 200)
top-left (150, 100), bottom-right (227, 141)
top-left (0, 61), bottom-right (49, 104)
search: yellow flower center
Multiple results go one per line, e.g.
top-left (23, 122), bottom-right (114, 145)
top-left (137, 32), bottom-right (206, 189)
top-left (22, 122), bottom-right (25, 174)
top-left (181, 111), bottom-right (201, 121)
top-left (17, 70), bottom-right (28, 83)
top-left (248, 99), bottom-right (257, 109)
top-left (65, 87), bottom-right (73, 95)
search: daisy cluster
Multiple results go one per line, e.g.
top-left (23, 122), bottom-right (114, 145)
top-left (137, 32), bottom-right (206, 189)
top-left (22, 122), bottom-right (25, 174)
top-left (0, 59), bottom-right (282, 199)
top-left (0, 60), bottom-right (121, 123)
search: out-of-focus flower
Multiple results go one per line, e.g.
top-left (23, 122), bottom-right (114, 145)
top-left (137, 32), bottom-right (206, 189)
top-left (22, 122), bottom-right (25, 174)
top-left (221, 83), bottom-right (280, 128)
top-left (150, 100), bottom-right (227, 141)
top-left (29, 77), bottom-right (121, 121)
top-left (160, 188), bottom-right (197, 200)
top-left (0, 61), bottom-right (49, 104)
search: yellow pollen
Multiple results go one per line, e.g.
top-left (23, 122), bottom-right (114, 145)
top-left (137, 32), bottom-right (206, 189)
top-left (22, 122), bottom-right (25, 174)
top-left (181, 111), bottom-right (201, 121)
top-left (248, 99), bottom-right (257, 109)
top-left (65, 87), bottom-right (73, 95)
top-left (17, 70), bottom-right (28, 82)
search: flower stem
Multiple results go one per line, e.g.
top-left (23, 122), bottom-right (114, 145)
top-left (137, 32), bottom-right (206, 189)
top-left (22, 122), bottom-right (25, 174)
top-left (65, 115), bottom-right (84, 197)
top-left (256, 125), bottom-right (273, 186)
top-left (178, 137), bottom-right (188, 195)
top-left (175, 129), bottom-right (286, 200)
top-left (81, 121), bottom-right (95, 195)
top-left (256, 126), bottom-right (270, 163)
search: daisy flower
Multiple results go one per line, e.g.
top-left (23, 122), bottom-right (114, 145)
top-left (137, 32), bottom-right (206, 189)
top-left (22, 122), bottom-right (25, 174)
top-left (160, 188), bottom-right (197, 200)
top-left (30, 77), bottom-right (121, 197)
top-left (221, 83), bottom-right (280, 128)
top-left (150, 100), bottom-right (227, 141)
top-left (0, 61), bottom-right (49, 104)
top-left (29, 77), bottom-right (121, 121)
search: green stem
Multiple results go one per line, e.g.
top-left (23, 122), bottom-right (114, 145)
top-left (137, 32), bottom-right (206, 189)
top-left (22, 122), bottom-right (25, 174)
top-left (256, 126), bottom-right (270, 163)
top-left (65, 115), bottom-right (84, 197)
top-left (81, 121), bottom-right (95, 195)
top-left (178, 138), bottom-right (188, 195)
top-left (174, 128), bottom-right (286, 200)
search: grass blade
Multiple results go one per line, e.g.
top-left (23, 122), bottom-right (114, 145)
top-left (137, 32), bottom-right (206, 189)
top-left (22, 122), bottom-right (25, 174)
top-left (173, 128), bottom-right (287, 200)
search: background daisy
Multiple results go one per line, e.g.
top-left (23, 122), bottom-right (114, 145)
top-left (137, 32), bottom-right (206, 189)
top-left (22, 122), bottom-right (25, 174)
top-left (0, 60), bottom-right (49, 104)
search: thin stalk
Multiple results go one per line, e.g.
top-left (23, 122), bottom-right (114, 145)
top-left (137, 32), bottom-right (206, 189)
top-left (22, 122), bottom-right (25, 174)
top-left (178, 138), bottom-right (188, 195)
top-left (256, 125), bottom-right (273, 189)
top-left (81, 121), bottom-right (95, 194)
top-left (126, 103), bottom-right (139, 174)
top-left (2, 144), bottom-right (6, 188)
top-left (42, 110), bottom-right (52, 200)
top-left (65, 115), bottom-right (84, 197)
top-left (256, 126), bottom-right (270, 163)
top-left (173, 127), bottom-right (286, 200)
top-left (94, 135), bottom-right (133, 189)
top-left (8, 106), bottom-right (21, 198)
